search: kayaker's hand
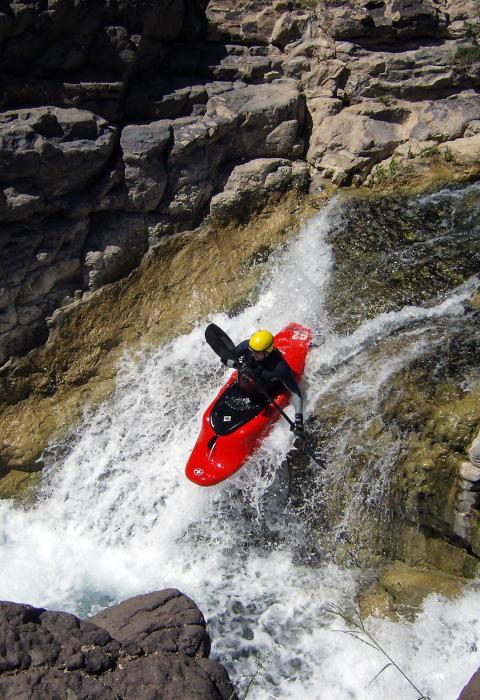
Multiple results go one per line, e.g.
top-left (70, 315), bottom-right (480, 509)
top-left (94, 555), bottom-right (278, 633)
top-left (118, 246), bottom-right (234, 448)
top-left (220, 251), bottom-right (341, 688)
top-left (291, 414), bottom-right (304, 434)
top-left (241, 367), bottom-right (257, 380)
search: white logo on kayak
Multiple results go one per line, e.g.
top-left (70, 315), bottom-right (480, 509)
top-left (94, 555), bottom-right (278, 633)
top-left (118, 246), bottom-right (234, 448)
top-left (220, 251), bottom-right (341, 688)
top-left (224, 416), bottom-right (232, 422)
top-left (292, 330), bottom-right (309, 340)
top-left (194, 468), bottom-right (204, 476)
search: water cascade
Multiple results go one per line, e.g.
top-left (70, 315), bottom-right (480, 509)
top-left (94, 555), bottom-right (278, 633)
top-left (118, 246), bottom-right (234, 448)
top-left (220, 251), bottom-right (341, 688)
top-left (1, 184), bottom-right (480, 699)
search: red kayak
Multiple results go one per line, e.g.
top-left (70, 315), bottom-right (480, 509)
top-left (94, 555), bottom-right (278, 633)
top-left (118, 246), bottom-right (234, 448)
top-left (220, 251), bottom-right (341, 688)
top-left (185, 322), bottom-right (312, 486)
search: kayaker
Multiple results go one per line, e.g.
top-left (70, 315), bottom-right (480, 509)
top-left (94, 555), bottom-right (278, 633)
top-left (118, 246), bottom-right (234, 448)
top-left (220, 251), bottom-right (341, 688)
top-left (223, 330), bottom-right (304, 433)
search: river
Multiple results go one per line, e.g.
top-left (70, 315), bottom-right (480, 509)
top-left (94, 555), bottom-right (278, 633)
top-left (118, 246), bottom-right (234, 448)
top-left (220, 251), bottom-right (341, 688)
top-left (1, 183), bottom-right (480, 699)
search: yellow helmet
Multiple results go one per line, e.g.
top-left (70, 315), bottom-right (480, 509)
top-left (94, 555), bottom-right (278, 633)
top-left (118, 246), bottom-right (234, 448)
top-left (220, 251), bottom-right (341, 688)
top-left (249, 330), bottom-right (274, 353)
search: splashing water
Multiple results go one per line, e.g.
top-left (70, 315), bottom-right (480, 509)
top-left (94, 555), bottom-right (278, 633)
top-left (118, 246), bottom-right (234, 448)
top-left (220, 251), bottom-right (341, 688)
top-left (1, 188), bottom-right (480, 699)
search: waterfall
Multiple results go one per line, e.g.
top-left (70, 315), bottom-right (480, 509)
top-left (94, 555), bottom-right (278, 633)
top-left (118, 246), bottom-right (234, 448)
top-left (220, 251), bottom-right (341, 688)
top-left (0, 184), bottom-right (479, 699)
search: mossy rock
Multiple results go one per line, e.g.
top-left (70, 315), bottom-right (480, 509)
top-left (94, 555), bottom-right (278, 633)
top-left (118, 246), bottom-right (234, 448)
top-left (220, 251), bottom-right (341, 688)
top-left (359, 560), bottom-right (467, 621)
top-left (326, 189), bottom-right (480, 334)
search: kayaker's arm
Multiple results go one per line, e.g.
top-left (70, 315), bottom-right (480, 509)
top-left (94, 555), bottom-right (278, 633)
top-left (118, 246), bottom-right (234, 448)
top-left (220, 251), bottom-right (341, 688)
top-left (222, 340), bottom-right (251, 368)
top-left (255, 363), bottom-right (304, 416)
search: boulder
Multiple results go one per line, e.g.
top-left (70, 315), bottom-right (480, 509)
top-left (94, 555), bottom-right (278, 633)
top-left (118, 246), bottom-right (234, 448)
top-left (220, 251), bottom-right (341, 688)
top-left (318, 0), bottom-right (449, 42)
top-left (210, 157), bottom-right (309, 223)
top-left (458, 668), bottom-right (480, 700)
top-left (161, 80), bottom-right (305, 229)
top-left (0, 591), bottom-right (236, 700)
top-left (120, 121), bottom-right (172, 211)
top-left (0, 107), bottom-right (117, 199)
top-left (89, 589), bottom-right (211, 657)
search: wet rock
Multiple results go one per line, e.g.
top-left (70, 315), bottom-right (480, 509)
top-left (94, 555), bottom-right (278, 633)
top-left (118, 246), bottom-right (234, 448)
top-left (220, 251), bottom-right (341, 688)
top-left (359, 561), bottom-right (466, 621)
top-left (0, 592), bottom-right (236, 700)
top-left (89, 589), bottom-right (211, 658)
top-left (458, 668), bottom-right (480, 700)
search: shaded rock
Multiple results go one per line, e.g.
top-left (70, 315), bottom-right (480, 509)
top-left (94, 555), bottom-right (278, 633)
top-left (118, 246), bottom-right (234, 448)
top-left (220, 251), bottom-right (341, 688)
top-left (0, 601), bottom-right (118, 675)
top-left (0, 108), bottom-right (116, 199)
top-left (0, 216), bottom-right (90, 365)
top-left (120, 120), bottom-right (172, 211)
top-left (83, 213), bottom-right (147, 291)
top-left (0, 185), bottom-right (46, 224)
top-left (458, 668), bottom-right (480, 700)
top-left (0, 592), bottom-right (236, 700)
top-left (89, 589), bottom-right (211, 657)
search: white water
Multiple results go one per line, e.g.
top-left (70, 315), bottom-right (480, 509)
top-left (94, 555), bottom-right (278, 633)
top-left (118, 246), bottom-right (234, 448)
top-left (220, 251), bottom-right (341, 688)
top-left (1, 190), bottom-right (480, 698)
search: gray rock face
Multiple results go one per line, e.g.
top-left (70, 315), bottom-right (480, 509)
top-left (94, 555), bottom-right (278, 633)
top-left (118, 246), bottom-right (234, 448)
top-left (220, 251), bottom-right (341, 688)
top-left (0, 591), bottom-right (236, 700)
top-left (0, 108), bottom-right (116, 201)
top-left (120, 120), bottom-right (172, 211)
top-left (210, 157), bottom-right (309, 222)
top-left (157, 80), bottom-right (305, 231)
top-left (0, 0), bottom-right (479, 367)
top-left (317, 0), bottom-right (449, 42)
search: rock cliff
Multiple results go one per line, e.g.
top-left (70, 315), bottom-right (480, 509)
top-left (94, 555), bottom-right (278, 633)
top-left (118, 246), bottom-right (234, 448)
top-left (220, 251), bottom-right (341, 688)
top-left (1, 0), bottom-right (479, 369)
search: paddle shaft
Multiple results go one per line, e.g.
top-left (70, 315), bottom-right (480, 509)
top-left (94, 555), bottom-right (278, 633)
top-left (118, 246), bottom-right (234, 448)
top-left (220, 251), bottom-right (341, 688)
top-left (205, 324), bottom-right (326, 469)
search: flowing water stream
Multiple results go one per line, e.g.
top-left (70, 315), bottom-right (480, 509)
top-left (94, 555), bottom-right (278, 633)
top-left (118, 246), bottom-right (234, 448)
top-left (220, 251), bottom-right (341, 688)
top-left (1, 184), bottom-right (480, 699)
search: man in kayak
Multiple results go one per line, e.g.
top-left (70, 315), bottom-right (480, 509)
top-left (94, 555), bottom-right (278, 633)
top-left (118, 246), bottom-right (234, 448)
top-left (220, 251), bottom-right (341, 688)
top-left (223, 330), bottom-right (304, 433)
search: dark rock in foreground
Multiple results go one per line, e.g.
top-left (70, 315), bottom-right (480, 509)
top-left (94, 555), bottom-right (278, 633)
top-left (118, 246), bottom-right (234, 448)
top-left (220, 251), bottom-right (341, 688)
top-left (0, 589), bottom-right (236, 700)
top-left (458, 667), bottom-right (480, 700)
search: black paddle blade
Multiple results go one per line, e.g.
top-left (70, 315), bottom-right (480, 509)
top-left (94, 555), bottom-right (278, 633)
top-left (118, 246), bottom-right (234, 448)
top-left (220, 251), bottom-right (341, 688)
top-left (205, 323), bottom-right (237, 361)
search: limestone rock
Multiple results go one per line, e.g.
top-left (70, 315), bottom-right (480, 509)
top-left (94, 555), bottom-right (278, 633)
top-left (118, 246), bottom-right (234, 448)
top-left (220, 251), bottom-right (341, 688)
top-left (361, 561), bottom-right (465, 620)
top-left (82, 213), bottom-right (147, 291)
top-left (307, 100), bottom-right (405, 183)
top-left (120, 121), bottom-right (172, 211)
top-left (308, 91), bottom-right (480, 184)
top-left (0, 107), bottom-right (117, 199)
top-left (0, 217), bottom-right (90, 364)
top-left (206, 0), bottom-right (288, 44)
top-left (318, 0), bottom-right (449, 42)
top-left (460, 460), bottom-right (480, 482)
top-left (162, 81), bottom-right (305, 229)
top-left (468, 430), bottom-right (480, 467)
top-left (210, 157), bottom-right (309, 223)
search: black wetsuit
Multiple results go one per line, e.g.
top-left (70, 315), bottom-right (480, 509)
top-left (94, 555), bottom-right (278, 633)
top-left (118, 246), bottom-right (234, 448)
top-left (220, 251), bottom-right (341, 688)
top-left (232, 340), bottom-right (303, 413)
